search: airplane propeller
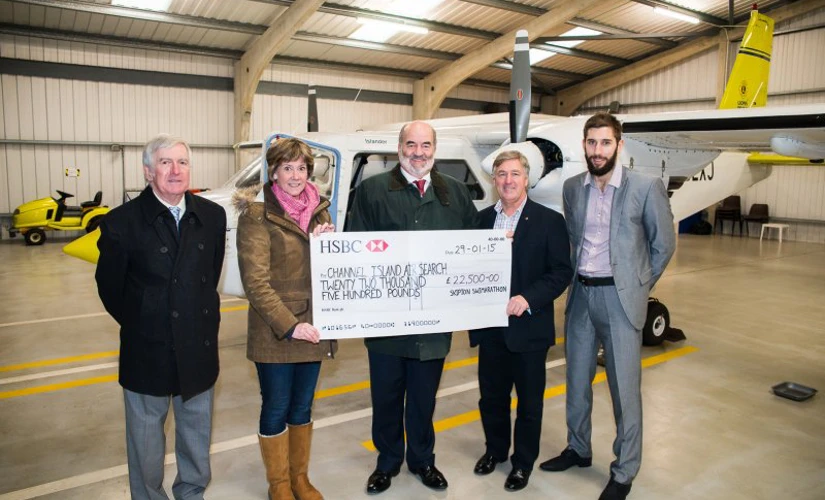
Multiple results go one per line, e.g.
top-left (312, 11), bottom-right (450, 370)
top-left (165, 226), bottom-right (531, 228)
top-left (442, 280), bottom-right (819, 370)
top-left (482, 29), bottom-right (546, 189)
top-left (510, 30), bottom-right (531, 144)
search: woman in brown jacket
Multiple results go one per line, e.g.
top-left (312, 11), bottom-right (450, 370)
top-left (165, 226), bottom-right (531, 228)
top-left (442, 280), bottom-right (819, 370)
top-left (235, 137), bottom-right (336, 500)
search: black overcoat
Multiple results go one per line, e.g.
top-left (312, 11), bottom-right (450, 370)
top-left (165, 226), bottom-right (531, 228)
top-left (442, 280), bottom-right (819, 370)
top-left (96, 186), bottom-right (227, 400)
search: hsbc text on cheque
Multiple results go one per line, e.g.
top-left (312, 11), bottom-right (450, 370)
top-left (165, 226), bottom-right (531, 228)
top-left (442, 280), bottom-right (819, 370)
top-left (310, 229), bottom-right (512, 339)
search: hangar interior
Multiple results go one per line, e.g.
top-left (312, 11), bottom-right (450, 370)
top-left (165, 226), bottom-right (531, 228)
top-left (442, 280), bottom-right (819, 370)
top-left (1, 0), bottom-right (824, 499)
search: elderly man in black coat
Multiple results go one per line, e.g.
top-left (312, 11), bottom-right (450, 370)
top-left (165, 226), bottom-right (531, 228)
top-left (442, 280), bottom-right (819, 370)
top-left (95, 134), bottom-right (226, 500)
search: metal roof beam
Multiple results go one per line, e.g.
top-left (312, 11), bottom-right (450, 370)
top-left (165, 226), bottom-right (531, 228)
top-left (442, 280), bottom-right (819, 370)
top-left (490, 61), bottom-right (589, 82)
top-left (0, 24), bottom-right (512, 90)
top-left (535, 33), bottom-right (704, 42)
top-left (14, 0), bottom-right (665, 64)
top-left (459, 0), bottom-right (679, 48)
top-left (291, 32), bottom-right (458, 60)
top-left (629, 0), bottom-right (728, 26)
top-left (14, 0), bottom-right (265, 34)
top-left (566, 18), bottom-right (677, 48)
top-left (531, 43), bottom-right (631, 66)
top-left (249, 0), bottom-right (500, 39)
top-left (458, 0), bottom-right (545, 16)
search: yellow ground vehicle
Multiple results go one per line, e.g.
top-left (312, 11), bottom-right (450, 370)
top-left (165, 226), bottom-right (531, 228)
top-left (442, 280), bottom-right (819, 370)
top-left (9, 190), bottom-right (109, 245)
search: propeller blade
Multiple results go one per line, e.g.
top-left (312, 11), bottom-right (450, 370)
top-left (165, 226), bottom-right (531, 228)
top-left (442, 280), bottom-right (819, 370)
top-left (308, 84), bottom-right (319, 132)
top-left (510, 29), bottom-right (531, 144)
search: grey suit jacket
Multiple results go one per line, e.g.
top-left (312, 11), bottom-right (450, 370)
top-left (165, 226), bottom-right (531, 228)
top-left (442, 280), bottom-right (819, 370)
top-left (563, 167), bottom-right (676, 330)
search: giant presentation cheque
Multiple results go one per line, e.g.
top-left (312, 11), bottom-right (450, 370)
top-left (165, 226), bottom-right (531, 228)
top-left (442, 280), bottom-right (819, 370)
top-left (310, 230), bottom-right (511, 339)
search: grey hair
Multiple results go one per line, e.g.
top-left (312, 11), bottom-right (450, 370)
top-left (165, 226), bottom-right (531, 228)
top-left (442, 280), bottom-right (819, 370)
top-left (492, 149), bottom-right (530, 176)
top-left (142, 134), bottom-right (192, 170)
top-left (398, 121), bottom-right (437, 148)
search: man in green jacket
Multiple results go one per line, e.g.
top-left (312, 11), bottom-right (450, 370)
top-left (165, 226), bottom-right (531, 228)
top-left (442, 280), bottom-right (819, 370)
top-left (348, 121), bottom-right (479, 495)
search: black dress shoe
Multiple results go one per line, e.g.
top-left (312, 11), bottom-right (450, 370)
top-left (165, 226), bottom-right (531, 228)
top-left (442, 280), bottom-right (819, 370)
top-left (473, 453), bottom-right (504, 475)
top-left (410, 464), bottom-right (448, 490)
top-left (599, 476), bottom-right (632, 500)
top-left (538, 448), bottom-right (592, 471)
top-left (504, 468), bottom-right (531, 491)
top-left (366, 467), bottom-right (400, 495)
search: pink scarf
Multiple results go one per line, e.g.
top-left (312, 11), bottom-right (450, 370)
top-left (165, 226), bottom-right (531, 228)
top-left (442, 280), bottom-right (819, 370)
top-left (272, 181), bottom-right (320, 234)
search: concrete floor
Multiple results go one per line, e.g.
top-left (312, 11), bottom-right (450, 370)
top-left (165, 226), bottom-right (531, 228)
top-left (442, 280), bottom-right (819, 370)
top-left (0, 234), bottom-right (823, 500)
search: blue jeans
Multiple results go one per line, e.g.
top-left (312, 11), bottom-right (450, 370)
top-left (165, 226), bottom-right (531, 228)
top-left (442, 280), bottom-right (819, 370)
top-left (255, 361), bottom-right (322, 436)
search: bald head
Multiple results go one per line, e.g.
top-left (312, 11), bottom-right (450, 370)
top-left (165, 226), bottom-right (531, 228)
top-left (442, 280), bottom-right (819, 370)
top-left (398, 120), bottom-right (437, 179)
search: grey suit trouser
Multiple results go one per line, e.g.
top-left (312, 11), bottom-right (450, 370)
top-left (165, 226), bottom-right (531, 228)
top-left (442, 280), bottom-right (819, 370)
top-left (124, 387), bottom-right (214, 500)
top-left (565, 281), bottom-right (642, 484)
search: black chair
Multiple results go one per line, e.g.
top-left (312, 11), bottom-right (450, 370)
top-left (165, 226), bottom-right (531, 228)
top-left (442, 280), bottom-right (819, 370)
top-left (81, 191), bottom-right (103, 209)
top-left (714, 196), bottom-right (742, 235)
top-left (743, 203), bottom-right (769, 236)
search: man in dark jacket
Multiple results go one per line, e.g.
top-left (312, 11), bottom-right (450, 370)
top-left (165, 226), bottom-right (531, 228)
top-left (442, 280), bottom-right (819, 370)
top-left (348, 121), bottom-right (479, 494)
top-left (469, 150), bottom-right (572, 492)
top-left (96, 134), bottom-right (226, 500)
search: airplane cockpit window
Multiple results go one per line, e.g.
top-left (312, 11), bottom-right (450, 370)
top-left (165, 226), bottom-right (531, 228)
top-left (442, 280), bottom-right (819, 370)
top-left (231, 157), bottom-right (264, 189)
top-left (530, 138), bottom-right (564, 180)
top-left (311, 154), bottom-right (335, 198)
top-left (435, 160), bottom-right (485, 200)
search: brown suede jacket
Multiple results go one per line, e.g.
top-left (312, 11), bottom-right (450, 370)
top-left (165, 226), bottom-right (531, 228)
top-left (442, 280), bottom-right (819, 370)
top-left (234, 183), bottom-right (337, 363)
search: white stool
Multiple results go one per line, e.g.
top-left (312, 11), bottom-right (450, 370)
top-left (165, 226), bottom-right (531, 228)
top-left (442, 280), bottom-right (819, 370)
top-left (760, 223), bottom-right (790, 242)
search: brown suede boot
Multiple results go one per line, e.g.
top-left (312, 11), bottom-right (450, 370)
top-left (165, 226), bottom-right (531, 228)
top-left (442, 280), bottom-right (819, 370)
top-left (258, 430), bottom-right (295, 500)
top-left (288, 422), bottom-right (323, 500)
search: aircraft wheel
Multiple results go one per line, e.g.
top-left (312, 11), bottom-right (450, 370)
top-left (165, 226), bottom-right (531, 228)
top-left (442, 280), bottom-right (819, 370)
top-left (25, 228), bottom-right (46, 246)
top-left (86, 216), bottom-right (103, 233)
top-left (643, 299), bottom-right (669, 346)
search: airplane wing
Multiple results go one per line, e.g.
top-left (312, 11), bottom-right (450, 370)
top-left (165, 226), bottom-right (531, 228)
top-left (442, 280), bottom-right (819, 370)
top-left (620, 104), bottom-right (825, 158)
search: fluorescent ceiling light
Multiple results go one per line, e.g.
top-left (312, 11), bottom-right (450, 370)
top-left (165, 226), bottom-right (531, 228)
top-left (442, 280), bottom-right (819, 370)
top-left (356, 18), bottom-right (428, 35)
top-left (350, 17), bottom-right (428, 43)
top-left (532, 27), bottom-right (602, 66)
top-left (529, 48), bottom-right (555, 65)
top-left (653, 7), bottom-right (700, 24)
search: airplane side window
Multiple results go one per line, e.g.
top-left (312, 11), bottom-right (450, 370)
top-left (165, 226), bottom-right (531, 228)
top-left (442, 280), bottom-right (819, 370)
top-left (234, 159), bottom-right (265, 189)
top-left (435, 159), bottom-right (485, 201)
top-left (312, 155), bottom-right (334, 198)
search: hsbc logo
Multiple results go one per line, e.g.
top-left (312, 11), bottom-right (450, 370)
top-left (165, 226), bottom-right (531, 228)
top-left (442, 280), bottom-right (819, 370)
top-left (320, 239), bottom-right (390, 253)
top-left (366, 240), bottom-right (389, 252)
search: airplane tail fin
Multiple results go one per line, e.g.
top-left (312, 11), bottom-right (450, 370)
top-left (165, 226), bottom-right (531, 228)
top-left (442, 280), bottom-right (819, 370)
top-left (719, 9), bottom-right (774, 109)
top-left (63, 229), bottom-right (100, 264)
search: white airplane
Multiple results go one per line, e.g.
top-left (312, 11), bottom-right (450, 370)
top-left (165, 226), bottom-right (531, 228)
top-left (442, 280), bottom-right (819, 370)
top-left (65, 8), bottom-right (825, 345)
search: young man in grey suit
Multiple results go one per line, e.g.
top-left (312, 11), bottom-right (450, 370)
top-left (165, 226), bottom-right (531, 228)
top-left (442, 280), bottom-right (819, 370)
top-left (539, 112), bottom-right (676, 500)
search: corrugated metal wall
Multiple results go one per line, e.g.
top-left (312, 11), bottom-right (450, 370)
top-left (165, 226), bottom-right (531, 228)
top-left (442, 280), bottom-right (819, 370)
top-left (0, 34), bottom-right (506, 218)
top-left (580, 8), bottom-right (825, 242)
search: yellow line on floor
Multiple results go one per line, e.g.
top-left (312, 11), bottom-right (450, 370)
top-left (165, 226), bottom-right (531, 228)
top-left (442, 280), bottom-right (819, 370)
top-left (0, 304), bottom-right (250, 374)
top-left (0, 374), bottom-right (119, 400)
top-left (0, 334), bottom-right (565, 400)
top-left (0, 351), bottom-right (119, 372)
top-left (361, 345), bottom-right (699, 451)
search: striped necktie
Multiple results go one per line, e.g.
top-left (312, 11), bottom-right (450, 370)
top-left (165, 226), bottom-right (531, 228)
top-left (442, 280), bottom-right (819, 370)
top-left (169, 206), bottom-right (182, 228)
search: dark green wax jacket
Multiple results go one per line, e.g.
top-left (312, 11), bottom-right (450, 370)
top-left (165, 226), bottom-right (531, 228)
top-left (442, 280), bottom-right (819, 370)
top-left (347, 165), bottom-right (479, 360)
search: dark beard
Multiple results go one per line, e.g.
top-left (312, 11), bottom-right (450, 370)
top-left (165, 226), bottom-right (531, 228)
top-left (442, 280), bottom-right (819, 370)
top-left (586, 148), bottom-right (618, 177)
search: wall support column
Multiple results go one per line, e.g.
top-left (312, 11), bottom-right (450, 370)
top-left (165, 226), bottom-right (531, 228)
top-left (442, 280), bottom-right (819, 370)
top-left (233, 0), bottom-right (325, 150)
